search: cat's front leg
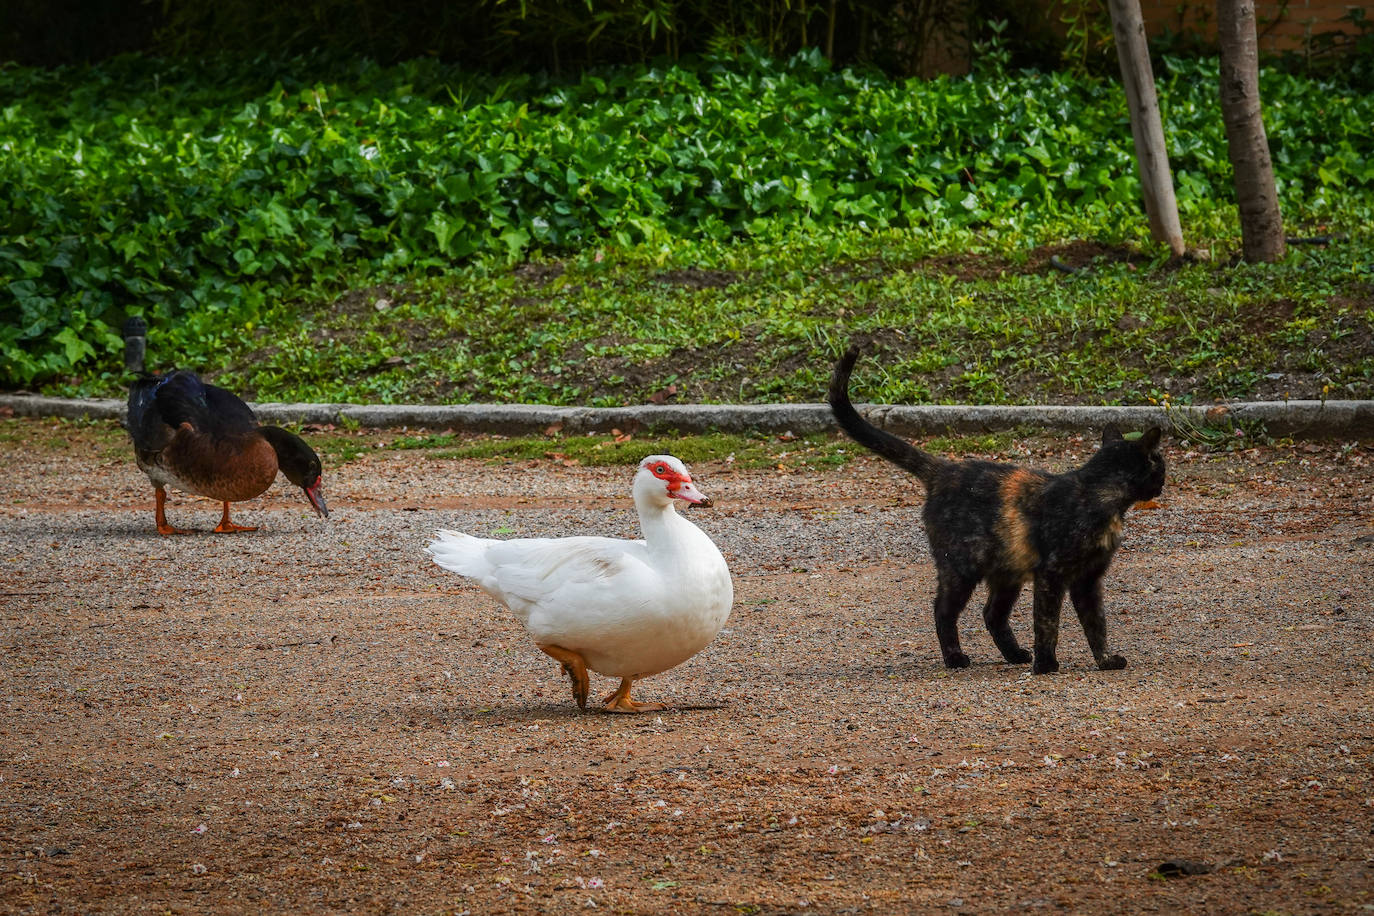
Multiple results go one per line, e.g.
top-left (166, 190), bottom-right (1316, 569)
top-left (1031, 577), bottom-right (1066, 674)
top-left (1070, 574), bottom-right (1127, 671)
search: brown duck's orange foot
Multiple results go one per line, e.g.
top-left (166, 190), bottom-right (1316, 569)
top-left (538, 644), bottom-right (590, 710)
top-left (153, 489), bottom-right (193, 535)
top-left (213, 502), bottom-right (258, 534)
top-left (213, 521), bottom-right (259, 533)
top-left (602, 678), bottom-right (666, 714)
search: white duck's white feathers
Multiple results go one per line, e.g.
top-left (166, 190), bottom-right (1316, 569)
top-left (427, 455), bottom-right (733, 680)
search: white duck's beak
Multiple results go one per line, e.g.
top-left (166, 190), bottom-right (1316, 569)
top-left (672, 480), bottom-right (712, 508)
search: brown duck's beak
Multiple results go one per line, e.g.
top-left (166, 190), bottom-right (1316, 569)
top-left (304, 479), bottom-right (329, 518)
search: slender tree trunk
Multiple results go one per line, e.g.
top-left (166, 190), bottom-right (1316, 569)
top-left (1216, 0), bottom-right (1286, 262)
top-left (1106, 0), bottom-right (1186, 256)
top-left (825, 0), bottom-right (836, 60)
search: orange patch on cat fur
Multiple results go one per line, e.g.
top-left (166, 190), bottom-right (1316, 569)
top-left (1099, 515), bottom-right (1124, 552)
top-left (998, 470), bottom-right (1041, 576)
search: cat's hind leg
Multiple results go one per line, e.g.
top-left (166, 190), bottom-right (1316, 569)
top-left (934, 570), bottom-right (978, 668)
top-left (1070, 574), bottom-right (1127, 670)
top-left (983, 582), bottom-right (1032, 664)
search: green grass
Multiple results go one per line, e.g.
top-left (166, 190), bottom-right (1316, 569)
top-left (209, 233), bottom-right (1372, 407)
top-left (0, 415), bottom-right (1282, 473)
top-left (294, 426), bottom-right (1051, 469)
top-left (0, 416), bottom-right (127, 456)
top-left (313, 429), bottom-right (855, 469)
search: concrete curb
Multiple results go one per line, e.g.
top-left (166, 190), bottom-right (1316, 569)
top-left (3, 394), bottom-right (1371, 439)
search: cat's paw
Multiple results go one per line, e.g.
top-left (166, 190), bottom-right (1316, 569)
top-left (1031, 657), bottom-right (1059, 675)
top-left (1003, 647), bottom-right (1033, 664)
top-left (943, 651), bottom-right (971, 669)
top-left (1097, 654), bottom-right (1127, 671)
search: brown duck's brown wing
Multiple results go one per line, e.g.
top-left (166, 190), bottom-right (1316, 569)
top-left (163, 427), bottom-right (279, 502)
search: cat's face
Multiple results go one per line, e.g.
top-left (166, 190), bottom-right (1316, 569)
top-left (1100, 426), bottom-right (1167, 501)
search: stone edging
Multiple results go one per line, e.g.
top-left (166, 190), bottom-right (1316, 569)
top-left (3, 394), bottom-right (1371, 439)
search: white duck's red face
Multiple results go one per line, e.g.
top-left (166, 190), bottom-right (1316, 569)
top-left (641, 456), bottom-right (712, 507)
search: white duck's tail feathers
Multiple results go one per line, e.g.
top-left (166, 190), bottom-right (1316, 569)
top-left (427, 529), bottom-right (493, 577)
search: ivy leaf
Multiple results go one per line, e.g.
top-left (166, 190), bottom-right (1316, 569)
top-left (499, 226), bottom-right (530, 260)
top-left (426, 212), bottom-right (463, 255)
top-left (53, 327), bottom-right (95, 366)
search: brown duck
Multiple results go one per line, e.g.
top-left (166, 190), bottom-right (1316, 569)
top-left (127, 369), bottom-right (328, 534)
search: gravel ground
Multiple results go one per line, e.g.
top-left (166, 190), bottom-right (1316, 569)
top-left (2, 419), bottom-right (1372, 914)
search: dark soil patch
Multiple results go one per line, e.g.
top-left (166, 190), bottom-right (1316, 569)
top-left (1240, 297), bottom-right (1298, 338)
top-left (818, 241), bottom-right (1148, 284)
top-left (512, 261), bottom-right (567, 285)
top-left (897, 241), bottom-right (1148, 282)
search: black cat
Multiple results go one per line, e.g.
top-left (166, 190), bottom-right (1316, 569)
top-left (828, 345), bottom-right (1166, 674)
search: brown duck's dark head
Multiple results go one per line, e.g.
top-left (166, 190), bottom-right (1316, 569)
top-left (260, 426), bottom-right (329, 518)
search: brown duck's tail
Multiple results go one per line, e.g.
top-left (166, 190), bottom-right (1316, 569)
top-left (827, 344), bottom-right (942, 486)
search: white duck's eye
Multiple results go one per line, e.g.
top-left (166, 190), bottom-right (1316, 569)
top-left (655, 465), bottom-right (667, 475)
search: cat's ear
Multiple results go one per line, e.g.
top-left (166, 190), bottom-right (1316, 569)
top-left (1101, 425), bottom-right (1124, 443)
top-left (1139, 426), bottom-right (1163, 450)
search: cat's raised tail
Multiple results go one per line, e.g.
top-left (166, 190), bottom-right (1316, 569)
top-left (828, 344), bottom-right (945, 487)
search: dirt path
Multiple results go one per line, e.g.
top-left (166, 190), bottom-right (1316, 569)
top-left (2, 420), bottom-right (1372, 914)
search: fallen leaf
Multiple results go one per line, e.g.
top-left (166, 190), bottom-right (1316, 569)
top-left (648, 384), bottom-right (678, 404)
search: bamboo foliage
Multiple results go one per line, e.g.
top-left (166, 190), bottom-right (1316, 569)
top-left (0, 0), bottom-right (998, 74)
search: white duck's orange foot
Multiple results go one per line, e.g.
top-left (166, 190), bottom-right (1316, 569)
top-left (601, 678), bottom-right (666, 714)
top-left (539, 644), bottom-right (590, 709)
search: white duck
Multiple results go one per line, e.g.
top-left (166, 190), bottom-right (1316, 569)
top-left (427, 455), bottom-right (734, 713)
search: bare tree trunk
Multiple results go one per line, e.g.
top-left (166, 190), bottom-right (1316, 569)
top-left (1216, 0), bottom-right (1286, 262)
top-left (825, 0), bottom-right (836, 60)
top-left (1107, 0), bottom-right (1186, 256)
